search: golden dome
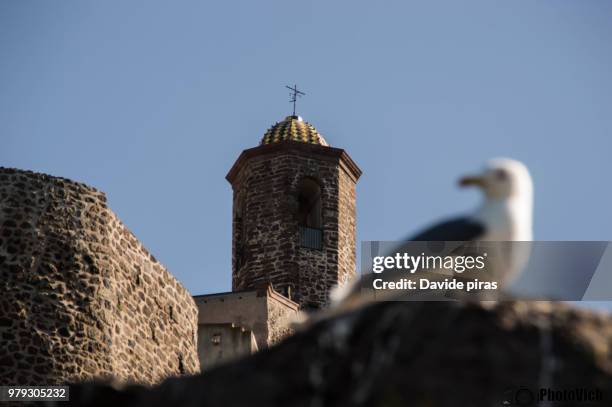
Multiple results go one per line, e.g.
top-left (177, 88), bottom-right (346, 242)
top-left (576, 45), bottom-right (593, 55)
top-left (261, 116), bottom-right (329, 146)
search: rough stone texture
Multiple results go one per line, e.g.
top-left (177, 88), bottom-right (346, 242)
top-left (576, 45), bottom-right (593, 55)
top-left (337, 166), bottom-right (357, 289)
top-left (63, 300), bottom-right (612, 407)
top-left (195, 285), bottom-right (299, 357)
top-left (227, 141), bottom-right (361, 309)
top-left (265, 289), bottom-right (299, 345)
top-left (0, 167), bottom-right (199, 385)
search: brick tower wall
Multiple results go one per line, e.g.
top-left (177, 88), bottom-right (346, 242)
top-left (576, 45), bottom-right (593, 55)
top-left (228, 142), bottom-right (360, 309)
top-left (337, 167), bottom-right (358, 287)
top-left (0, 168), bottom-right (199, 385)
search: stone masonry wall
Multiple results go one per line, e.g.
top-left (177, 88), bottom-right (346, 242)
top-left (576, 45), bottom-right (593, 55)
top-left (337, 168), bottom-right (357, 287)
top-left (228, 142), bottom-right (360, 309)
top-left (265, 289), bottom-right (298, 345)
top-left (0, 168), bottom-right (199, 385)
top-left (64, 301), bottom-right (612, 407)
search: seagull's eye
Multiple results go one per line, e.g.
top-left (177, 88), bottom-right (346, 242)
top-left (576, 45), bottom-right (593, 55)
top-left (494, 169), bottom-right (508, 181)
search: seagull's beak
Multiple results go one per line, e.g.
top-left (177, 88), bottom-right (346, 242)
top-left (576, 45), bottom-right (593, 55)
top-left (458, 175), bottom-right (485, 188)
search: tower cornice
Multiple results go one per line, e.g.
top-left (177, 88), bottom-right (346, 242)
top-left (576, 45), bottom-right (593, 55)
top-left (226, 140), bottom-right (362, 185)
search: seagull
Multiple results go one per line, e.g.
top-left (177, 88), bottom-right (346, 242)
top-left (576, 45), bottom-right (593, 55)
top-left (329, 158), bottom-right (534, 309)
top-left (411, 157), bottom-right (533, 243)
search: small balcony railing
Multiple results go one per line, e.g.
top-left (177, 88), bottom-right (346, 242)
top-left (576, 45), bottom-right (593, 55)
top-left (299, 226), bottom-right (323, 250)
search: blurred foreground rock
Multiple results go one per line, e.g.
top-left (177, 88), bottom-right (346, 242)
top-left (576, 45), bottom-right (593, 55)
top-left (63, 300), bottom-right (612, 406)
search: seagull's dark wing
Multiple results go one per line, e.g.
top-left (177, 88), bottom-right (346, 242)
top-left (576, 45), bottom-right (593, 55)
top-left (408, 217), bottom-right (486, 241)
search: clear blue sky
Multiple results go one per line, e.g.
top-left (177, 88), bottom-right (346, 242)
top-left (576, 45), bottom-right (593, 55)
top-left (2, 1), bottom-right (611, 297)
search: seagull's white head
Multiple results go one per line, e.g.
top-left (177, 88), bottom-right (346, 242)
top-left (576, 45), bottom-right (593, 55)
top-left (459, 158), bottom-right (534, 242)
top-left (459, 158), bottom-right (533, 202)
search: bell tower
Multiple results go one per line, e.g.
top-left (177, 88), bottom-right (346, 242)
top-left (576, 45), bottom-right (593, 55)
top-left (226, 115), bottom-right (361, 309)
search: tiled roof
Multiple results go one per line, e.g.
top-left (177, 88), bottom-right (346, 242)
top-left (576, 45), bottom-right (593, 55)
top-left (261, 116), bottom-right (329, 146)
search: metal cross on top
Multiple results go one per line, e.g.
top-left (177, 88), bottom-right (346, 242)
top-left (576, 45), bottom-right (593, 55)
top-left (286, 84), bottom-right (305, 116)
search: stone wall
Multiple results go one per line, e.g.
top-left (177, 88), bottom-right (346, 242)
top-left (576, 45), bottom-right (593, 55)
top-left (266, 288), bottom-right (299, 345)
top-left (337, 163), bottom-right (358, 287)
top-left (227, 141), bottom-right (361, 309)
top-left (62, 300), bottom-right (612, 407)
top-left (0, 168), bottom-right (199, 385)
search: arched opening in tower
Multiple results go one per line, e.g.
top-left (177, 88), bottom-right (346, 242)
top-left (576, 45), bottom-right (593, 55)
top-left (297, 178), bottom-right (323, 250)
top-left (297, 178), bottom-right (322, 229)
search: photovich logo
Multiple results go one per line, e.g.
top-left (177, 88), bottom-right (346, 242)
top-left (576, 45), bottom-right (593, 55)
top-left (501, 387), bottom-right (535, 407)
top-left (501, 387), bottom-right (604, 406)
top-left (502, 387), bottom-right (535, 406)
